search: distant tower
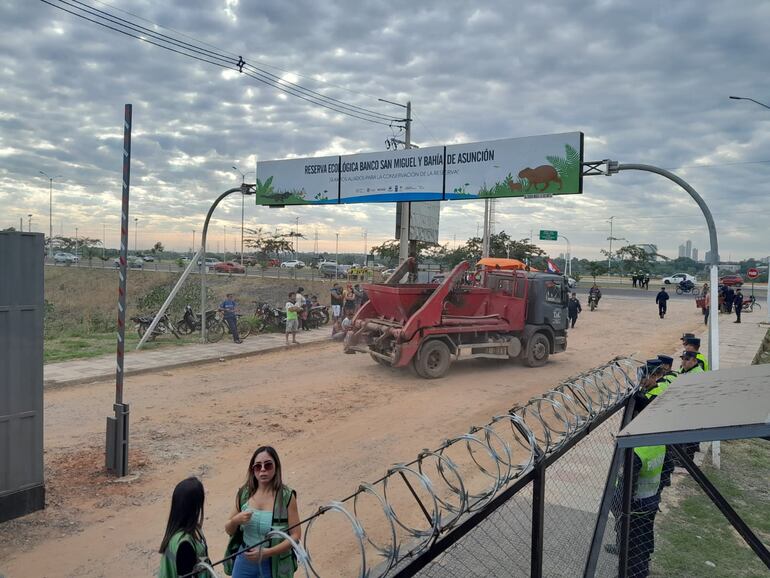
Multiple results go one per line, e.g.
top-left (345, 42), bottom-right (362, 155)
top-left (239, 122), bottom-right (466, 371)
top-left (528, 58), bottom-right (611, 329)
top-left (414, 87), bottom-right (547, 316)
top-left (685, 239), bottom-right (692, 259)
top-left (692, 248), bottom-right (698, 262)
top-left (678, 244), bottom-right (686, 258)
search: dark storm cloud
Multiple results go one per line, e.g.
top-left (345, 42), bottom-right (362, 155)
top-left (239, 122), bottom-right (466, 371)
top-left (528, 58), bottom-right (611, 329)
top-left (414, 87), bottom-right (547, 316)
top-left (1, 0), bottom-right (769, 259)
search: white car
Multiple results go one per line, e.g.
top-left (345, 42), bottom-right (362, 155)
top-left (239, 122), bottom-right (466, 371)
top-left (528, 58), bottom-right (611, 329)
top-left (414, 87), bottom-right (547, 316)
top-left (566, 276), bottom-right (577, 288)
top-left (113, 257), bottom-right (144, 269)
top-left (662, 273), bottom-right (696, 285)
top-left (53, 252), bottom-right (79, 263)
top-left (280, 260), bottom-right (305, 268)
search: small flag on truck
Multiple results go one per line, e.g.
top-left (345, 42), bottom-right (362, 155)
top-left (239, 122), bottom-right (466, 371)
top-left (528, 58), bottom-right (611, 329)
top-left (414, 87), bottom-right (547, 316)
top-left (546, 259), bottom-right (561, 274)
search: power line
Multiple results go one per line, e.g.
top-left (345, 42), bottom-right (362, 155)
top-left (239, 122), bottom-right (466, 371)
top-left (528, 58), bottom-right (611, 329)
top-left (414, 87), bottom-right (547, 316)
top-left (42, 0), bottom-right (402, 126)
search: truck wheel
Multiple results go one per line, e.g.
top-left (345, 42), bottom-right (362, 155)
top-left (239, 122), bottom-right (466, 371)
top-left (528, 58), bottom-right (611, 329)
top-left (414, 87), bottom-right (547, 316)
top-left (415, 340), bottom-right (451, 379)
top-left (524, 333), bottom-right (550, 367)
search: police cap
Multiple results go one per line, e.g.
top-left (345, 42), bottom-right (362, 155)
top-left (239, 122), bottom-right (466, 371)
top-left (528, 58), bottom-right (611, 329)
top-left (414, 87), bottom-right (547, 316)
top-left (644, 359), bottom-right (663, 373)
top-left (680, 332), bottom-right (695, 341)
top-left (680, 350), bottom-right (698, 360)
top-left (684, 337), bottom-right (701, 347)
top-left (657, 355), bottom-right (674, 366)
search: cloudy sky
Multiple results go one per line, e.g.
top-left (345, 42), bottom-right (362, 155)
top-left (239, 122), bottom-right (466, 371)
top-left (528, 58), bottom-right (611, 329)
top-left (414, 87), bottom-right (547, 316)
top-left (2, 0), bottom-right (769, 261)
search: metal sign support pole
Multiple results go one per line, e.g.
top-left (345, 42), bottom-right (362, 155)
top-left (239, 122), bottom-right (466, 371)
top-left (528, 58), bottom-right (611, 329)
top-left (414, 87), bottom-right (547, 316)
top-left (398, 101), bottom-right (412, 267)
top-left (107, 104), bottom-right (132, 476)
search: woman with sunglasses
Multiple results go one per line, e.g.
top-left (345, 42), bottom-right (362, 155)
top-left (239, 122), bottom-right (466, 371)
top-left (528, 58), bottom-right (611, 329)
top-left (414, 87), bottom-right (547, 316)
top-left (158, 477), bottom-right (210, 578)
top-left (224, 446), bottom-right (301, 578)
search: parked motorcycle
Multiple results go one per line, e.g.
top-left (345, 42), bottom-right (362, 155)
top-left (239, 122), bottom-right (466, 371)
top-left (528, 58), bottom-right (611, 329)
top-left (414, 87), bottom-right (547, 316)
top-left (675, 280), bottom-right (700, 296)
top-left (176, 304), bottom-right (225, 343)
top-left (131, 312), bottom-right (179, 341)
top-left (307, 304), bottom-right (331, 328)
top-left (253, 301), bottom-right (286, 333)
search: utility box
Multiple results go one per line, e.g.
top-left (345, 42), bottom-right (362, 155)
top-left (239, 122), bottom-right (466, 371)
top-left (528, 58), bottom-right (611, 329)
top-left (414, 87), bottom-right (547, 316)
top-left (0, 231), bottom-right (45, 522)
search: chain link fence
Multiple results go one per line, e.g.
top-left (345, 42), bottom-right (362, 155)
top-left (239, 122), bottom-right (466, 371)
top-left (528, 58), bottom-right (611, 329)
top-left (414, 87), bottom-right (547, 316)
top-left (183, 357), bottom-right (642, 578)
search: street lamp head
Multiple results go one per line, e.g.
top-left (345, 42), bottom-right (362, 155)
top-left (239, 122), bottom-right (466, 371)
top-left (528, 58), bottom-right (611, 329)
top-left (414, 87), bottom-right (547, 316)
top-left (728, 96), bottom-right (743, 100)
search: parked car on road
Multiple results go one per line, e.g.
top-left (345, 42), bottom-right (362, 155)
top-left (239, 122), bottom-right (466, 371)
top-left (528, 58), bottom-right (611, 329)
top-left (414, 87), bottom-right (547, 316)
top-left (662, 273), bottom-right (696, 285)
top-left (197, 257), bottom-right (221, 267)
top-left (266, 258), bottom-right (280, 267)
top-left (566, 276), bottom-right (577, 288)
top-left (280, 260), bottom-right (305, 269)
top-left (137, 254), bottom-right (155, 262)
top-left (113, 257), bottom-right (144, 269)
top-left (719, 274), bottom-right (744, 287)
top-left (319, 262), bottom-right (344, 278)
top-left (53, 252), bottom-right (79, 263)
top-left (213, 261), bottom-right (246, 274)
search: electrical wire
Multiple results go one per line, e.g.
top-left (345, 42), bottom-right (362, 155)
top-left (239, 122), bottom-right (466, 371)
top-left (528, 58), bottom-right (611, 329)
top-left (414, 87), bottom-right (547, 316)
top-left (42, 0), bottom-right (402, 127)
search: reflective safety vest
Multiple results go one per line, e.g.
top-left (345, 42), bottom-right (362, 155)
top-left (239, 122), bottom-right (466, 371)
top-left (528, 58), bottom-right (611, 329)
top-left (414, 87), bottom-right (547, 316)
top-left (159, 530), bottom-right (209, 578)
top-left (230, 485), bottom-right (297, 578)
top-left (696, 352), bottom-right (709, 371)
top-left (645, 372), bottom-right (677, 400)
top-left (633, 445), bottom-right (666, 500)
top-left (681, 364), bottom-right (704, 375)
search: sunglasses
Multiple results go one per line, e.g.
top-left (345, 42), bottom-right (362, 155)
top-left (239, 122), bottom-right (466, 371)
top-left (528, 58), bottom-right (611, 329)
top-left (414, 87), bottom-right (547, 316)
top-left (253, 461), bottom-right (275, 472)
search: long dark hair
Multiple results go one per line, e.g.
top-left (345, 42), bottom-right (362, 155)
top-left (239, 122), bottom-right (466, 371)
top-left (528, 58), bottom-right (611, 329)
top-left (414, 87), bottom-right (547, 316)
top-left (159, 477), bottom-right (205, 553)
top-left (246, 445), bottom-right (283, 497)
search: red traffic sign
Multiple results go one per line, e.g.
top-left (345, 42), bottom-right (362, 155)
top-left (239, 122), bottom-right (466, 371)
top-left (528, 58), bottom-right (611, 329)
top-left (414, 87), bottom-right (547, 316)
top-left (747, 268), bottom-right (759, 280)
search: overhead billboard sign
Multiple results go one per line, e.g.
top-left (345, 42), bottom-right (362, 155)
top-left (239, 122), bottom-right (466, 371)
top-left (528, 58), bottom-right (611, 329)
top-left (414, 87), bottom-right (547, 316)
top-left (255, 132), bottom-right (583, 205)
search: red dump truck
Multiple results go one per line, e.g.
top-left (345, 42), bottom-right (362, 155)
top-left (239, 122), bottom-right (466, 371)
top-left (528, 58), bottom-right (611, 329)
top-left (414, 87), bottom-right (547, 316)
top-left (344, 258), bottom-right (569, 378)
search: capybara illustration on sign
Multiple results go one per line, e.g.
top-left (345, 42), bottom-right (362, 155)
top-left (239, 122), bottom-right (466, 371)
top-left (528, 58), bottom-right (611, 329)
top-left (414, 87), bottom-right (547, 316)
top-left (518, 165), bottom-right (562, 192)
top-left (508, 181), bottom-right (523, 192)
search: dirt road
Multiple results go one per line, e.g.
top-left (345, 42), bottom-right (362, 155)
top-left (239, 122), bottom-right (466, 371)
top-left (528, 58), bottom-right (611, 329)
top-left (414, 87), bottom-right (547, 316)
top-left (0, 295), bottom-right (701, 577)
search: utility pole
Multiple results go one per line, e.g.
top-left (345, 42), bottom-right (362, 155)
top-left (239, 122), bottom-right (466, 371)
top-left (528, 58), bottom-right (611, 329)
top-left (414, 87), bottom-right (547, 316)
top-left (133, 217), bottom-right (138, 252)
top-left (295, 217), bottom-right (300, 255)
top-left (223, 225), bottom-right (227, 262)
top-left (232, 166), bottom-right (254, 265)
top-left (335, 233), bottom-right (339, 269)
top-left (607, 216), bottom-right (615, 275)
top-left (192, 230), bottom-right (196, 257)
top-left (75, 226), bottom-right (79, 259)
top-left (482, 199), bottom-right (490, 258)
top-left (102, 223), bottom-right (106, 258)
top-left (363, 229), bottom-right (368, 265)
top-left (27, 214), bottom-right (32, 232)
top-left (39, 171), bottom-right (61, 245)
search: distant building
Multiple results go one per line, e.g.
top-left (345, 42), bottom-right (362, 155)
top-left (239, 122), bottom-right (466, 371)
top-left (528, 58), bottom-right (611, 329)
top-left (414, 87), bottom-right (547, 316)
top-left (704, 250), bottom-right (712, 264)
top-left (678, 244), bottom-right (686, 258)
top-left (692, 248), bottom-right (698, 262)
top-left (685, 240), bottom-right (692, 259)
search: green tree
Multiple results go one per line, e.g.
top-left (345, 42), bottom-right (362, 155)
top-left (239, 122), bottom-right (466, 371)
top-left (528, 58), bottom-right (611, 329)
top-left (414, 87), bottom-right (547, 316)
top-left (587, 261), bottom-right (607, 280)
top-left (244, 227), bottom-right (293, 258)
top-left (151, 241), bottom-right (164, 254)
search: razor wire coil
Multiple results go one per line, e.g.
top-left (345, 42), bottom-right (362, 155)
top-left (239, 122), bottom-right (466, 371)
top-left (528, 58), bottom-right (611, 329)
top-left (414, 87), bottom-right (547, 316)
top-left (180, 357), bottom-right (641, 578)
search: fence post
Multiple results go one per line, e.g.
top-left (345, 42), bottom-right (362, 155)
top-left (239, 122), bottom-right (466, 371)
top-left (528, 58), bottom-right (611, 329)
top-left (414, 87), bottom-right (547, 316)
top-left (618, 447), bottom-right (634, 578)
top-left (530, 451), bottom-right (546, 578)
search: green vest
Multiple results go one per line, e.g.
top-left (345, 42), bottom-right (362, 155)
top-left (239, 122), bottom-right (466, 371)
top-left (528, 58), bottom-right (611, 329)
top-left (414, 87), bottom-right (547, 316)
top-left (286, 306), bottom-right (298, 321)
top-left (159, 530), bottom-right (209, 578)
top-left (696, 352), bottom-right (709, 371)
top-left (633, 445), bottom-right (665, 500)
top-left (645, 372), bottom-right (677, 400)
top-left (231, 485), bottom-right (297, 578)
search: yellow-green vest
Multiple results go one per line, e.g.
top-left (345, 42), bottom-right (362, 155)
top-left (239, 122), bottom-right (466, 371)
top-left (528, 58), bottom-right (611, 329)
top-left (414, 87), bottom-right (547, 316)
top-left (633, 445), bottom-right (665, 500)
top-left (680, 364), bottom-right (705, 375)
top-left (645, 372), bottom-right (677, 400)
top-left (159, 530), bottom-right (209, 578)
top-left (696, 352), bottom-right (709, 371)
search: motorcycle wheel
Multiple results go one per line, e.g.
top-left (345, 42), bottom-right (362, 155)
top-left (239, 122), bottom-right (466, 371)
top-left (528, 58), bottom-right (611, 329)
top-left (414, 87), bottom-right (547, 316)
top-left (320, 309), bottom-right (330, 325)
top-left (176, 319), bottom-right (193, 335)
top-left (137, 323), bottom-right (155, 341)
top-left (675, 286), bottom-right (683, 295)
top-left (590, 300), bottom-right (596, 311)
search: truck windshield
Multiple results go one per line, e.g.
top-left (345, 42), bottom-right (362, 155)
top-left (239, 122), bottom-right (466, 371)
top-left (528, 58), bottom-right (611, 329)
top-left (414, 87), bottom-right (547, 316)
top-left (544, 280), bottom-right (563, 304)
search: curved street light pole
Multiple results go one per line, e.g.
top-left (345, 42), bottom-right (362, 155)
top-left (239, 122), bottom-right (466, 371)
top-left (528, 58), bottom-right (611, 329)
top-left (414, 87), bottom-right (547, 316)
top-left (232, 166), bottom-right (256, 266)
top-left (728, 95), bottom-right (770, 324)
top-left (611, 163), bottom-right (720, 371)
top-left (558, 234), bottom-right (571, 276)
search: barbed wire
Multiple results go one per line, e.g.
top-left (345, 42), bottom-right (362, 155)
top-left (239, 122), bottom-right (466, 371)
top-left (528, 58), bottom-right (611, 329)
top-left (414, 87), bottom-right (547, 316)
top-left (182, 356), bottom-right (641, 578)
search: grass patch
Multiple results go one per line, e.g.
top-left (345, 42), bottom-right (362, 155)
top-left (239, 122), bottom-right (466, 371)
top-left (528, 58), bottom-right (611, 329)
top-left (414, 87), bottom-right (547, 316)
top-left (651, 439), bottom-right (770, 578)
top-left (45, 331), bottom-right (198, 363)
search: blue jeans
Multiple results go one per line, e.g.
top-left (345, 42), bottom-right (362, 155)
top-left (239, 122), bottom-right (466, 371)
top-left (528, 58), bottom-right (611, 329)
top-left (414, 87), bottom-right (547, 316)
top-left (224, 315), bottom-right (240, 341)
top-left (232, 550), bottom-right (271, 578)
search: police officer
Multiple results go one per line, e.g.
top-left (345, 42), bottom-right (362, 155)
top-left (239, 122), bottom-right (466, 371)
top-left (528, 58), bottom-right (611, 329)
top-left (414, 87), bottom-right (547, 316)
top-left (655, 286), bottom-right (669, 319)
top-left (633, 359), bottom-right (665, 416)
top-left (678, 350), bottom-right (704, 463)
top-left (608, 444), bottom-right (666, 578)
top-left (567, 292), bottom-right (582, 328)
top-left (733, 288), bottom-right (744, 323)
top-left (682, 336), bottom-right (708, 371)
